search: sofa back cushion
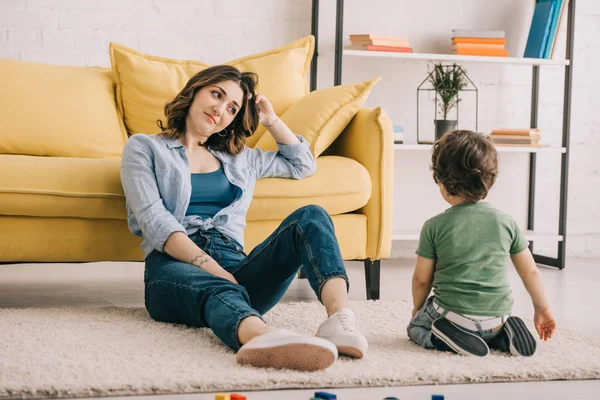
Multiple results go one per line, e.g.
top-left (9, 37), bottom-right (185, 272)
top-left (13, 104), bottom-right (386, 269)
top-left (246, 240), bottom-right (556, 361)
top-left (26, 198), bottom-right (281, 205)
top-left (255, 77), bottom-right (380, 157)
top-left (109, 36), bottom-right (314, 147)
top-left (0, 59), bottom-right (127, 158)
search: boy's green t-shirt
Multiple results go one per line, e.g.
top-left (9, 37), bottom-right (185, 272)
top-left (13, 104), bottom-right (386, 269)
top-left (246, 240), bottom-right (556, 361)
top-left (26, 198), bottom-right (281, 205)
top-left (416, 202), bottom-right (529, 316)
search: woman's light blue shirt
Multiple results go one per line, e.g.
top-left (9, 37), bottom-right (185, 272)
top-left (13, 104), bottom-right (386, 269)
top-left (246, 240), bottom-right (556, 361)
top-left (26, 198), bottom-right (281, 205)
top-left (120, 133), bottom-right (316, 258)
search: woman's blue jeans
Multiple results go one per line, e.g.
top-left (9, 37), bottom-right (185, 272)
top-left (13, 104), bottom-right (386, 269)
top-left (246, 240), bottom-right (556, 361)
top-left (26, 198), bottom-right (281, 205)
top-left (144, 205), bottom-right (349, 351)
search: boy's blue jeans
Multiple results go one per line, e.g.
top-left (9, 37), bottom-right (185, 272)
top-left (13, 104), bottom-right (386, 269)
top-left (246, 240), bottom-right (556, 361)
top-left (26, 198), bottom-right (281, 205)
top-left (407, 296), bottom-right (510, 352)
top-left (144, 205), bottom-right (349, 351)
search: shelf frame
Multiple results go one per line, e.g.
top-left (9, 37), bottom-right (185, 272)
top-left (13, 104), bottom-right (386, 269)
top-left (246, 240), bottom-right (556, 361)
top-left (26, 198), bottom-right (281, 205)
top-left (310, 0), bottom-right (577, 298)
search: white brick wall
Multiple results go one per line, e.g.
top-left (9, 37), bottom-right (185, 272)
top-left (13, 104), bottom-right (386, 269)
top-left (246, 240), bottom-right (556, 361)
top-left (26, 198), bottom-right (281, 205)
top-left (0, 0), bottom-right (598, 258)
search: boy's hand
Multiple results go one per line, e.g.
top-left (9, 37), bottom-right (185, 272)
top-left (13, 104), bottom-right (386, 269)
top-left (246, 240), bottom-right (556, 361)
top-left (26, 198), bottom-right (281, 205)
top-left (534, 308), bottom-right (556, 341)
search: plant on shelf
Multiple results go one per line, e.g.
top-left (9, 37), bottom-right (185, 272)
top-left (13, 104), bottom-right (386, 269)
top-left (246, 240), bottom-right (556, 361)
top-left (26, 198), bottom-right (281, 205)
top-left (428, 62), bottom-right (467, 140)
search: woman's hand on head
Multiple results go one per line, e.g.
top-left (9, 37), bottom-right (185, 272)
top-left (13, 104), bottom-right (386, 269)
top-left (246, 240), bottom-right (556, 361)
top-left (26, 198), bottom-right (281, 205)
top-left (255, 94), bottom-right (277, 127)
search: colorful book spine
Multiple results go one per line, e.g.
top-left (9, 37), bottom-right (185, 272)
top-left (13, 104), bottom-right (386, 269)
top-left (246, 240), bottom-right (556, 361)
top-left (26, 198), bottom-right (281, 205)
top-left (454, 48), bottom-right (508, 57)
top-left (351, 39), bottom-right (410, 47)
top-left (346, 44), bottom-right (413, 53)
top-left (491, 128), bottom-right (541, 136)
top-left (452, 30), bottom-right (505, 39)
top-left (453, 37), bottom-right (506, 45)
top-left (349, 34), bottom-right (408, 41)
top-left (524, 0), bottom-right (557, 58)
top-left (453, 43), bottom-right (505, 50)
top-left (550, 0), bottom-right (569, 57)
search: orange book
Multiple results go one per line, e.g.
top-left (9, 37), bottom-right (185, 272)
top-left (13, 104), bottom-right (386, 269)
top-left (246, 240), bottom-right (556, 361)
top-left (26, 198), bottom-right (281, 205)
top-left (453, 37), bottom-right (506, 45)
top-left (491, 128), bottom-right (541, 136)
top-left (349, 34), bottom-right (409, 42)
top-left (351, 39), bottom-right (410, 47)
top-left (491, 133), bottom-right (541, 141)
top-left (454, 48), bottom-right (508, 57)
top-left (452, 43), bottom-right (505, 50)
top-left (346, 44), bottom-right (413, 52)
top-left (491, 142), bottom-right (544, 148)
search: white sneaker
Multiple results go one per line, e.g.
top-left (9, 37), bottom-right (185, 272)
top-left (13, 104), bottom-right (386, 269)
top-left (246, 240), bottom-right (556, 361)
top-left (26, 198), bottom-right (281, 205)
top-left (315, 308), bottom-right (368, 358)
top-left (236, 329), bottom-right (338, 371)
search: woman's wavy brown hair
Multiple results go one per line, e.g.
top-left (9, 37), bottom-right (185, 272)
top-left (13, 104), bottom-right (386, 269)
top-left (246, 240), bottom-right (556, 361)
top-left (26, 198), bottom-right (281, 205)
top-left (431, 130), bottom-right (499, 202)
top-left (157, 65), bottom-right (259, 155)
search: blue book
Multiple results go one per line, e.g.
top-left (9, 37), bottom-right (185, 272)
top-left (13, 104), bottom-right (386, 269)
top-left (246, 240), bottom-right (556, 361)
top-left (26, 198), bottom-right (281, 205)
top-left (543, 0), bottom-right (564, 58)
top-left (524, 0), bottom-right (557, 58)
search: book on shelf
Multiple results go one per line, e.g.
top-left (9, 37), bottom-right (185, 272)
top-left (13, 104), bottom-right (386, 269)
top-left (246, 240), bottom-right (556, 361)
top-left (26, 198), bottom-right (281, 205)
top-left (451, 30), bottom-right (507, 57)
top-left (349, 34), bottom-right (408, 41)
top-left (549, 0), bottom-right (569, 58)
top-left (490, 128), bottom-right (542, 146)
top-left (346, 44), bottom-right (413, 53)
top-left (491, 128), bottom-right (541, 136)
top-left (491, 133), bottom-right (541, 141)
top-left (452, 29), bottom-right (505, 39)
top-left (351, 38), bottom-right (410, 47)
top-left (452, 43), bottom-right (505, 50)
top-left (453, 37), bottom-right (506, 45)
top-left (524, 0), bottom-right (559, 59)
top-left (453, 48), bottom-right (508, 57)
top-left (393, 125), bottom-right (404, 143)
top-left (491, 142), bottom-right (545, 148)
top-left (348, 34), bottom-right (413, 53)
top-left (490, 137), bottom-right (541, 145)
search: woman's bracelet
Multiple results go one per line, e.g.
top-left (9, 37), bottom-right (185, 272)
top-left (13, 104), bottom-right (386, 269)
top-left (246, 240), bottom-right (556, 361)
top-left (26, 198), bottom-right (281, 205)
top-left (263, 116), bottom-right (279, 128)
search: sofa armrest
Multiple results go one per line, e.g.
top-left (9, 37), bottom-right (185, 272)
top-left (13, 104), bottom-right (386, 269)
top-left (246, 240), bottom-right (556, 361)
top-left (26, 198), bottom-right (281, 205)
top-left (324, 107), bottom-right (394, 260)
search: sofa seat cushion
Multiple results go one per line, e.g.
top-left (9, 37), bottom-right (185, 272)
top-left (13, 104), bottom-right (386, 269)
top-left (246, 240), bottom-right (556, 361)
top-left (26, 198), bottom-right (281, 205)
top-left (0, 155), bottom-right (371, 222)
top-left (247, 156), bottom-right (371, 221)
top-left (0, 155), bottom-right (126, 220)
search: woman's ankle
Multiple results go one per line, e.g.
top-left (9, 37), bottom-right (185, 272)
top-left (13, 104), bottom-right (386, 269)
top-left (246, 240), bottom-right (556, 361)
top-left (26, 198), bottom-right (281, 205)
top-left (237, 316), bottom-right (276, 345)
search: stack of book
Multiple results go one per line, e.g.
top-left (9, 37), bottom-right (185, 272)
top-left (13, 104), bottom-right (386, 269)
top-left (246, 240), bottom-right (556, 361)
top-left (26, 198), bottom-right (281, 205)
top-left (346, 34), bottom-right (413, 53)
top-left (393, 125), bottom-right (404, 144)
top-left (524, 0), bottom-right (569, 59)
top-left (489, 129), bottom-right (542, 147)
top-left (452, 30), bottom-right (508, 57)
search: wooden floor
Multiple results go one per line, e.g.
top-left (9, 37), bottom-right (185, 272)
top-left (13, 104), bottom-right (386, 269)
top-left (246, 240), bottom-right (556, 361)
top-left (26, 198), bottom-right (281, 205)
top-left (1, 257), bottom-right (599, 399)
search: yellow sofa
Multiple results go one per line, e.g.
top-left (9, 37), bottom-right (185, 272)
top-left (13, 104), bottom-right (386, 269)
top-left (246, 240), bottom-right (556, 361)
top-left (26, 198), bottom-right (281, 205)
top-left (0, 37), bottom-right (393, 300)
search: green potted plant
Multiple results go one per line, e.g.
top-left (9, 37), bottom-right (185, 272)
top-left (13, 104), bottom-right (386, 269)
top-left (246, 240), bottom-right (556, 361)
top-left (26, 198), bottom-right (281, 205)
top-left (428, 63), bottom-right (467, 140)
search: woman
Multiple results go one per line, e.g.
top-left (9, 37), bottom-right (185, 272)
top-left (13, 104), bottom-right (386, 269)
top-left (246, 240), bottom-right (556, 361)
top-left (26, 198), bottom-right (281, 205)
top-left (120, 65), bottom-right (368, 371)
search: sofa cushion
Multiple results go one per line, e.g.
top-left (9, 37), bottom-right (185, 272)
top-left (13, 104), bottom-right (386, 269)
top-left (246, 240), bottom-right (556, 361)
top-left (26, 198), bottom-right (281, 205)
top-left (0, 155), bottom-right (126, 220)
top-left (255, 78), bottom-right (380, 157)
top-left (109, 36), bottom-right (314, 147)
top-left (247, 156), bottom-right (371, 221)
top-left (0, 155), bottom-right (371, 222)
top-left (0, 59), bottom-right (127, 158)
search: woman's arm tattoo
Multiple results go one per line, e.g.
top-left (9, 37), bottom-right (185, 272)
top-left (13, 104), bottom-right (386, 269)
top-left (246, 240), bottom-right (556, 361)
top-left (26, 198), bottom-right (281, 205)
top-left (190, 252), bottom-right (213, 268)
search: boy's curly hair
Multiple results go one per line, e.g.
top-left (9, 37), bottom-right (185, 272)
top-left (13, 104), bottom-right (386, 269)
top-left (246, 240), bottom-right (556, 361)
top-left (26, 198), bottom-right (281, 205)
top-left (431, 130), bottom-right (499, 202)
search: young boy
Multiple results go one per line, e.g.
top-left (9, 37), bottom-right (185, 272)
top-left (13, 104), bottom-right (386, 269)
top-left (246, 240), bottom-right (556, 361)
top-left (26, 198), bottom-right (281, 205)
top-left (407, 130), bottom-right (556, 357)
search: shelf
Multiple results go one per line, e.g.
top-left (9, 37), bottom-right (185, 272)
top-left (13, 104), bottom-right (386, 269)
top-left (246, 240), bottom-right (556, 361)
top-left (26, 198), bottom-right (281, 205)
top-left (341, 50), bottom-right (570, 66)
top-left (392, 230), bottom-right (563, 242)
top-left (394, 144), bottom-right (566, 153)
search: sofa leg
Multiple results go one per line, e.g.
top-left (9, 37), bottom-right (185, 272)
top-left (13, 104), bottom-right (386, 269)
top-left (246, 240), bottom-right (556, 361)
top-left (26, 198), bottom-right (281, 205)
top-left (364, 259), bottom-right (381, 300)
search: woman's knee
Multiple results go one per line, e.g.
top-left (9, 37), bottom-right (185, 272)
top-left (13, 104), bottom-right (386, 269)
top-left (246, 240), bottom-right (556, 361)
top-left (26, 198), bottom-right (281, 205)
top-left (294, 205), bottom-right (332, 226)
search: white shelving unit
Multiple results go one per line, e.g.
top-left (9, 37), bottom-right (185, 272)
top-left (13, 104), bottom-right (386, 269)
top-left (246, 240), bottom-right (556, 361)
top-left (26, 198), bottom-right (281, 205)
top-left (310, 0), bottom-right (576, 299)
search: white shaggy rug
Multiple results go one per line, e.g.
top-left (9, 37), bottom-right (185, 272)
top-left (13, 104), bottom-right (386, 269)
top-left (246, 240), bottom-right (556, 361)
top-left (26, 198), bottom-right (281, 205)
top-left (1, 300), bottom-right (599, 399)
